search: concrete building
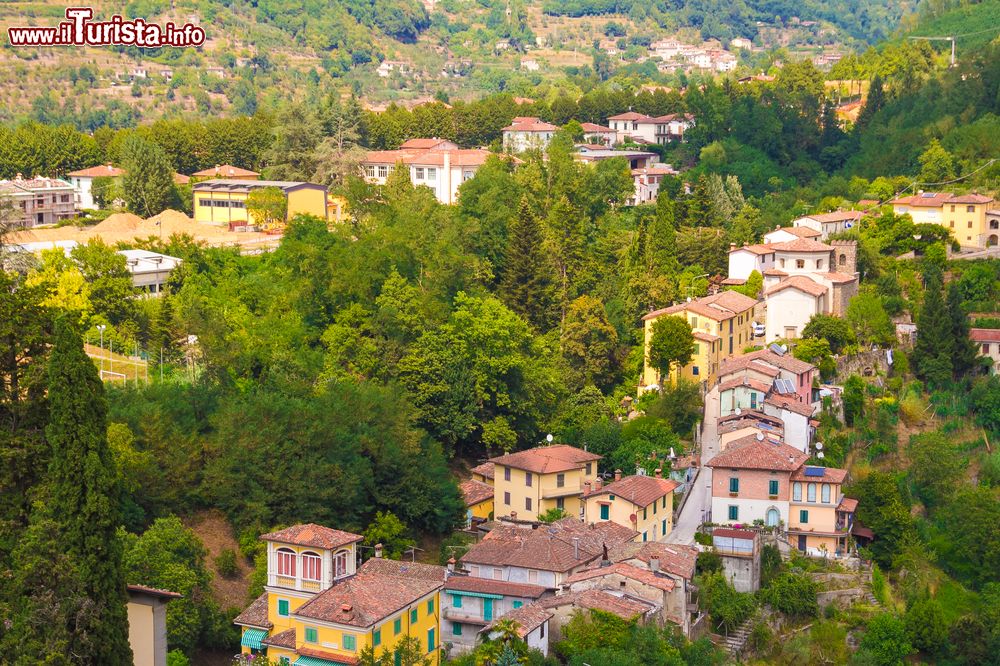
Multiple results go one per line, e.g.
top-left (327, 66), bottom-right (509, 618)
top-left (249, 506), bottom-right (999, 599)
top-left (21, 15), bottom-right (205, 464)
top-left (579, 122), bottom-right (618, 146)
top-left (119, 250), bottom-right (182, 296)
top-left (711, 528), bottom-right (760, 593)
top-left (361, 140), bottom-right (497, 204)
top-left (0, 175), bottom-right (78, 227)
top-left (67, 164), bottom-right (125, 209)
top-left (127, 584), bottom-right (181, 666)
top-left (792, 210), bottom-right (864, 240)
top-left (502, 117), bottom-right (559, 153)
top-left (192, 179), bottom-right (327, 229)
top-left (607, 112), bottom-right (694, 145)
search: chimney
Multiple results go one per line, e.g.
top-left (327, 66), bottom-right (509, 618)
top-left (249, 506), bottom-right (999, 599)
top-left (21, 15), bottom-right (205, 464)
top-left (573, 537), bottom-right (580, 560)
top-left (654, 468), bottom-right (662, 479)
top-left (447, 557), bottom-right (455, 573)
top-left (615, 469), bottom-right (622, 481)
top-left (595, 478), bottom-right (603, 491)
top-left (374, 543), bottom-right (383, 558)
top-left (584, 481), bottom-right (592, 494)
top-left (650, 557), bottom-right (660, 573)
top-left (729, 242), bottom-right (736, 251)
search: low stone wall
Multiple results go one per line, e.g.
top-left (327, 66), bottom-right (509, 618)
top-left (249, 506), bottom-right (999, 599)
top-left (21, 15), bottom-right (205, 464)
top-left (817, 587), bottom-right (867, 609)
top-left (835, 349), bottom-right (890, 379)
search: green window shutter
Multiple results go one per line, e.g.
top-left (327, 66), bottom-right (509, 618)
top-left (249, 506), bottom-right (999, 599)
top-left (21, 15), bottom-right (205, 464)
top-left (394, 618), bottom-right (401, 634)
top-left (662, 519), bottom-right (667, 534)
top-left (769, 480), bottom-right (779, 496)
top-left (279, 658), bottom-right (290, 666)
top-left (600, 504), bottom-right (609, 520)
top-left (643, 507), bottom-right (647, 520)
top-left (305, 627), bottom-right (318, 643)
top-left (343, 634), bottom-right (356, 651)
top-left (410, 609), bottom-right (418, 624)
top-left (277, 599), bottom-right (289, 617)
top-left (395, 651), bottom-right (402, 666)
top-left (452, 622), bottom-right (462, 636)
top-left (374, 630), bottom-right (381, 647)
top-left (428, 627), bottom-right (435, 652)
top-left (728, 505), bottom-right (738, 520)
top-left (427, 599), bottom-right (434, 615)
top-left (800, 510), bottom-right (808, 523)
top-left (452, 594), bottom-right (462, 608)
top-left (512, 601), bottom-right (523, 609)
top-left (729, 477), bottom-right (739, 493)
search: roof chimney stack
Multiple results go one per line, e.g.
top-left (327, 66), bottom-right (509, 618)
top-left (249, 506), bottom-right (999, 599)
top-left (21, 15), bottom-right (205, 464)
top-left (615, 469), bottom-right (622, 481)
top-left (447, 557), bottom-right (455, 573)
top-left (573, 537), bottom-right (580, 560)
top-left (511, 511), bottom-right (517, 521)
top-left (650, 557), bottom-right (660, 573)
top-left (374, 543), bottom-right (383, 558)
top-left (654, 468), bottom-right (662, 479)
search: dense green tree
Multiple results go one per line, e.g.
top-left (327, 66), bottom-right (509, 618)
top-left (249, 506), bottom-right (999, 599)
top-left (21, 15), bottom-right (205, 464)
top-left (846, 291), bottom-right (894, 346)
top-left (560, 295), bottom-right (619, 389)
top-left (903, 595), bottom-right (948, 656)
top-left (120, 134), bottom-right (176, 217)
top-left (761, 572), bottom-right (819, 619)
top-left (918, 138), bottom-right (955, 184)
top-left (913, 275), bottom-right (953, 387)
top-left (948, 282), bottom-right (979, 378)
top-left (802, 313), bottom-right (856, 353)
top-left (246, 186), bottom-right (288, 230)
top-left (857, 613), bottom-right (913, 666)
top-left (363, 511), bottom-right (415, 560)
top-left (647, 316), bottom-right (695, 384)
top-left (850, 471), bottom-right (915, 568)
top-left (501, 198), bottom-right (555, 330)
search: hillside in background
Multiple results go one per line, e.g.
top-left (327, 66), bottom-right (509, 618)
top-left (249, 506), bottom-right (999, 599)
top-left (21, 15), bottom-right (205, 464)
top-left (0, 0), bottom-right (918, 129)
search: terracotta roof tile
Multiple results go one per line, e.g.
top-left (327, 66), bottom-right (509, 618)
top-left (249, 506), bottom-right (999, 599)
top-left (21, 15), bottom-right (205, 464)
top-left (297, 646), bottom-right (359, 665)
top-left (127, 584), bottom-right (182, 599)
top-left (718, 409), bottom-right (783, 429)
top-left (731, 243), bottom-right (775, 256)
top-left (483, 603), bottom-right (553, 637)
top-left (261, 524), bottom-right (363, 550)
top-left (707, 436), bottom-right (809, 472)
top-left (580, 122), bottom-right (614, 132)
top-left (67, 164), bottom-right (125, 178)
top-left (471, 461), bottom-right (495, 480)
top-left (460, 479), bottom-right (494, 507)
top-left (607, 542), bottom-right (698, 580)
top-left (946, 194), bottom-right (993, 204)
top-left (891, 192), bottom-right (952, 207)
top-left (192, 164), bottom-right (259, 178)
top-left (642, 290), bottom-right (757, 322)
top-left (357, 557), bottom-right (448, 582)
top-left (583, 475), bottom-right (678, 508)
top-left (262, 628), bottom-right (296, 649)
top-left (564, 562), bottom-right (676, 591)
top-left (765, 275), bottom-right (828, 298)
top-left (790, 465), bottom-right (848, 483)
top-left (693, 331), bottom-right (720, 343)
top-left (503, 117), bottom-right (559, 132)
top-left (718, 349), bottom-right (814, 377)
top-left (718, 377), bottom-right (772, 394)
top-left (771, 226), bottom-right (821, 238)
top-left (765, 393), bottom-right (815, 417)
top-left (399, 138), bottom-right (453, 149)
top-left (798, 211), bottom-right (864, 224)
top-left (762, 268), bottom-right (788, 277)
top-left (490, 444), bottom-right (601, 474)
top-left (445, 576), bottom-right (548, 599)
top-left (821, 271), bottom-right (857, 283)
top-left (539, 589), bottom-right (657, 620)
top-left (838, 497), bottom-right (859, 512)
top-left (234, 593), bottom-right (271, 629)
top-left (607, 111), bottom-right (654, 121)
top-left (971, 328), bottom-right (1000, 342)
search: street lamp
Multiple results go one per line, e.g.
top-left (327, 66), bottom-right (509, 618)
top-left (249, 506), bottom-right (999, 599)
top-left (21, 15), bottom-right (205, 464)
top-left (96, 325), bottom-right (106, 377)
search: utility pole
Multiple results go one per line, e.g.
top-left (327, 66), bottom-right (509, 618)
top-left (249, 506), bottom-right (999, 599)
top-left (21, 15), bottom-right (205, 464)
top-left (908, 35), bottom-right (956, 67)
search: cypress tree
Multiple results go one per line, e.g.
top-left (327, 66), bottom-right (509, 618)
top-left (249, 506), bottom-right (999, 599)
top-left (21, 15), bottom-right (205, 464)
top-left (913, 276), bottom-right (953, 387)
top-left (501, 197), bottom-right (554, 330)
top-left (947, 282), bottom-right (978, 378)
top-left (44, 318), bottom-right (132, 663)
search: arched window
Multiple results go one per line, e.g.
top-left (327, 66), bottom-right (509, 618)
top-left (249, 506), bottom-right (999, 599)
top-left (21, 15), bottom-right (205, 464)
top-left (333, 550), bottom-right (349, 579)
top-left (839, 253), bottom-right (847, 266)
top-left (766, 508), bottom-right (779, 527)
top-left (302, 552), bottom-right (322, 582)
top-left (277, 548), bottom-right (296, 577)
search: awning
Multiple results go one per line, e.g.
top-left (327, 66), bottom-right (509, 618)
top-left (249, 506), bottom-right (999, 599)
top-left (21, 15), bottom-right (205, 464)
top-left (240, 628), bottom-right (268, 650)
top-left (294, 657), bottom-right (341, 666)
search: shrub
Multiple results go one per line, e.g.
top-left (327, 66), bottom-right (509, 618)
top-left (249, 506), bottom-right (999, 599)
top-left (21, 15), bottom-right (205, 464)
top-left (697, 551), bottom-right (722, 575)
top-left (761, 572), bottom-right (819, 619)
top-left (215, 549), bottom-right (239, 579)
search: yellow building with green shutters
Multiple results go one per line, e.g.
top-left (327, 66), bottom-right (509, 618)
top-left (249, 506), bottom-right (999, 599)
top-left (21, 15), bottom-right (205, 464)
top-left (234, 524), bottom-right (446, 665)
top-left (192, 179), bottom-right (327, 228)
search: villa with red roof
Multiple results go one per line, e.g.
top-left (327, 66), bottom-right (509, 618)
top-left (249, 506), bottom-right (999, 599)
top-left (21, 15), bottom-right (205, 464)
top-left (792, 210), bottom-right (865, 240)
top-left (67, 163), bottom-right (125, 209)
top-left (891, 191), bottom-right (997, 248)
top-left (606, 111), bottom-right (694, 144)
top-left (581, 469), bottom-right (679, 543)
top-left (489, 444), bottom-right (602, 521)
top-left (502, 117), bottom-right (559, 153)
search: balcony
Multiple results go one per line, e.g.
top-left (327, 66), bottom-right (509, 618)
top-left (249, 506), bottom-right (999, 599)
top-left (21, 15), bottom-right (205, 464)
top-left (542, 485), bottom-right (584, 499)
top-left (443, 609), bottom-right (489, 625)
top-left (268, 573), bottom-right (344, 591)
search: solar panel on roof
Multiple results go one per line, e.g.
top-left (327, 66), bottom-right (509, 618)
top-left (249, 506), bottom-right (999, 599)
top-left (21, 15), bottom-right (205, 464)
top-left (803, 466), bottom-right (825, 477)
top-left (774, 378), bottom-right (794, 394)
top-left (920, 192), bottom-right (937, 198)
top-left (769, 343), bottom-right (785, 356)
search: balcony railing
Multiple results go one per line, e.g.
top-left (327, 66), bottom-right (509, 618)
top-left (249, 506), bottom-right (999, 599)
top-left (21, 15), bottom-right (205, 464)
top-left (443, 609), bottom-right (490, 625)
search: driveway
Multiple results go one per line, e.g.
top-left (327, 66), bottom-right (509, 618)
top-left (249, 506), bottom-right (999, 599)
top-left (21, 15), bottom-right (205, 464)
top-left (665, 386), bottom-right (720, 544)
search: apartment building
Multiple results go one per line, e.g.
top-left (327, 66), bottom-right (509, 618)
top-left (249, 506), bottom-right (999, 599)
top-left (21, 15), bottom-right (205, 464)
top-left (891, 191), bottom-right (996, 248)
top-left (606, 112), bottom-right (694, 145)
top-left (361, 139), bottom-right (498, 204)
top-left (441, 577), bottom-right (548, 655)
top-left (0, 175), bottom-right (77, 227)
top-left (67, 164), bottom-right (125, 209)
top-left (502, 117), bottom-right (559, 153)
top-left (489, 444), bottom-right (601, 521)
top-left (581, 470), bottom-right (679, 542)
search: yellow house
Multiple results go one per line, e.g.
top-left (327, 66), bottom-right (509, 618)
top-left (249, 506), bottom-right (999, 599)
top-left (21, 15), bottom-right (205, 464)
top-left (192, 179), bottom-right (327, 228)
top-left (891, 192), bottom-right (995, 248)
top-left (787, 466), bottom-right (856, 558)
top-left (641, 290), bottom-right (758, 392)
top-left (470, 462), bottom-right (495, 486)
top-left (126, 584), bottom-right (180, 666)
top-left (490, 444), bottom-right (601, 522)
top-left (582, 471), bottom-right (679, 542)
top-left (460, 478), bottom-right (494, 528)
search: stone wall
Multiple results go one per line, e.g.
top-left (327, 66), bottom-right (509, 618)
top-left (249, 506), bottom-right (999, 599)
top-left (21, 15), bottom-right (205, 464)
top-left (835, 349), bottom-right (890, 379)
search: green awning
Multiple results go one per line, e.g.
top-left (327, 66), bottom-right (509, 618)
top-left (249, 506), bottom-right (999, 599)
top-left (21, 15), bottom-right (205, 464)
top-left (240, 628), bottom-right (268, 650)
top-left (294, 656), bottom-right (342, 666)
top-left (445, 589), bottom-right (503, 600)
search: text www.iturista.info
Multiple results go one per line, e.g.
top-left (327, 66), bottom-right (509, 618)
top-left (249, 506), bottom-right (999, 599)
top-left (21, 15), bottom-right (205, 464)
top-left (8, 7), bottom-right (205, 47)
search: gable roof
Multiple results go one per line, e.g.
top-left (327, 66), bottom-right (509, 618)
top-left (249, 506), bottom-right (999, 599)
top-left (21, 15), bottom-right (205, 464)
top-left (790, 465), bottom-right (848, 483)
top-left (707, 436), bottom-right (809, 472)
top-left (607, 111), bottom-right (654, 122)
top-left (580, 122), bottom-right (615, 132)
top-left (642, 290), bottom-right (758, 322)
top-left (798, 210), bottom-right (864, 224)
top-left (191, 164), bottom-right (259, 178)
top-left (764, 393), bottom-right (815, 417)
top-left (67, 164), bottom-right (125, 178)
top-left (445, 576), bottom-right (548, 599)
top-left (583, 475), bottom-right (678, 508)
top-left (460, 479), bottom-right (495, 507)
top-left (765, 275), bottom-right (828, 298)
top-left (399, 138), bottom-right (454, 150)
top-left (731, 243), bottom-right (774, 256)
top-left (471, 461), bottom-right (495, 480)
top-left (503, 117), bottom-right (559, 132)
top-left (357, 557), bottom-right (448, 582)
top-left (769, 238), bottom-right (834, 253)
top-left (483, 603), bottom-right (553, 637)
top-left (718, 349), bottom-right (814, 377)
top-left (564, 562), bottom-right (676, 592)
top-left (607, 542), bottom-right (698, 580)
top-left (261, 524), bottom-right (363, 550)
top-left (893, 192), bottom-right (994, 207)
top-left (971, 328), bottom-right (1000, 343)
top-left (769, 226), bottom-right (821, 239)
top-left (490, 444), bottom-right (601, 474)
top-left (539, 589), bottom-right (658, 620)
top-left (234, 592), bottom-right (271, 629)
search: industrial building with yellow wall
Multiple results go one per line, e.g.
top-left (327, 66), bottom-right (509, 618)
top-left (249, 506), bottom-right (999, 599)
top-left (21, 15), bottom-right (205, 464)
top-left (192, 179), bottom-right (328, 228)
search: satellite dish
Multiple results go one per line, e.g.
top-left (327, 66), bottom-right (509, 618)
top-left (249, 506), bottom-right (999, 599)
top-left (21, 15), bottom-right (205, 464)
top-left (629, 514), bottom-right (638, 523)
top-left (756, 433), bottom-right (765, 441)
top-left (735, 407), bottom-right (742, 415)
top-left (546, 433), bottom-right (554, 443)
top-left (815, 442), bottom-right (824, 450)
top-left (817, 451), bottom-right (825, 459)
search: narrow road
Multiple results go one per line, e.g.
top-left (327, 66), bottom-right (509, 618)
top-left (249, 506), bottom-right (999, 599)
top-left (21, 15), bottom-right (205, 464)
top-left (665, 387), bottom-right (720, 544)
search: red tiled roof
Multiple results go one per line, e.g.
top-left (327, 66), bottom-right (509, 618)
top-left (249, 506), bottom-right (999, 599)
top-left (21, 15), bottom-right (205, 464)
top-left (263, 628), bottom-right (296, 649)
top-left (838, 497), bottom-right (859, 513)
top-left (765, 275), bottom-right (828, 298)
top-left (583, 475), bottom-right (678, 508)
top-left (731, 243), bottom-right (774, 256)
top-left (971, 328), bottom-right (1000, 342)
top-left (564, 562), bottom-right (676, 591)
top-left (718, 349), bottom-right (814, 377)
top-left (295, 567), bottom-right (442, 627)
top-left (607, 542), bottom-right (698, 580)
top-left (946, 194), bottom-right (993, 204)
top-left (580, 122), bottom-right (614, 132)
top-left (762, 268), bottom-right (788, 277)
top-left (892, 192), bottom-right (951, 207)
top-left (483, 603), bottom-right (553, 637)
top-left (67, 164), bottom-right (125, 178)
top-left (261, 524), bottom-right (363, 550)
top-left (234, 593), bottom-right (271, 629)
top-left (460, 479), bottom-right (494, 507)
top-left (297, 647), bottom-right (359, 665)
top-left (192, 164), bottom-right (259, 178)
top-left (445, 576), bottom-right (548, 599)
top-left (503, 117), bottom-right (559, 132)
top-left (490, 444), bottom-right (601, 474)
top-left (765, 394), bottom-right (815, 417)
top-left (607, 111), bottom-right (654, 121)
top-left (173, 173), bottom-right (190, 185)
top-left (127, 584), bottom-right (182, 599)
top-left (707, 436), bottom-right (809, 472)
top-left (718, 377), bottom-right (771, 394)
top-left (642, 290), bottom-right (758, 322)
top-left (540, 589), bottom-right (656, 620)
top-left (769, 238), bottom-right (834, 253)
top-left (798, 210), bottom-right (864, 224)
top-left (790, 465), bottom-right (848, 483)
top-left (357, 557), bottom-right (448, 582)
top-left (400, 138), bottom-right (453, 149)
top-left (718, 409), bottom-right (783, 428)
top-left (712, 527), bottom-right (757, 540)
top-left (772, 226), bottom-right (822, 238)
top-left (471, 461), bottom-right (495, 480)
top-left (693, 331), bottom-right (720, 343)
top-left (821, 272), bottom-right (857, 284)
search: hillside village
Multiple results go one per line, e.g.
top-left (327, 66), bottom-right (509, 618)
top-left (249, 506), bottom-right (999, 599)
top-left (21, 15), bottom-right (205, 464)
top-left (2, 1), bottom-right (1000, 666)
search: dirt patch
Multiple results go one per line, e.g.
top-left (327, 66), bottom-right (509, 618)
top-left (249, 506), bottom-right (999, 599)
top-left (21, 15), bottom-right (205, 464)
top-left (184, 509), bottom-right (253, 611)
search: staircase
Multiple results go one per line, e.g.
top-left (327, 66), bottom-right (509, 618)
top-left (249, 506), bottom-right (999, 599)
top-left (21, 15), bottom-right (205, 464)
top-left (723, 612), bottom-right (758, 656)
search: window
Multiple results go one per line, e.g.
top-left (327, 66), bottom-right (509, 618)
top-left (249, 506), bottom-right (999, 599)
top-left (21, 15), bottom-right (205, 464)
top-left (950, 221), bottom-right (955, 228)
top-left (822, 484), bottom-right (831, 503)
top-left (693, 366), bottom-right (700, 376)
top-left (428, 627), bottom-right (436, 652)
top-left (540, 623), bottom-right (545, 639)
top-left (556, 473), bottom-right (565, 488)
top-left (411, 608), bottom-right (418, 624)
top-left (504, 467), bottom-right (511, 481)
top-left (968, 205), bottom-right (976, 213)
top-left (343, 634), bottom-right (356, 651)
top-left (276, 548), bottom-right (296, 577)
top-left (769, 480), bottom-right (779, 496)
top-left (525, 497), bottom-right (532, 511)
top-left (377, 165), bottom-right (388, 178)
top-left (729, 477), bottom-right (739, 493)
top-left (807, 483), bottom-right (816, 502)
top-left (364, 165), bottom-right (377, 178)
top-left (839, 254), bottom-right (846, 266)
top-left (643, 507), bottom-right (647, 520)
top-left (984, 344), bottom-right (992, 354)
top-left (513, 600), bottom-right (523, 609)
top-left (528, 570), bottom-right (538, 583)
top-left (415, 167), bottom-right (425, 180)
top-left (800, 510), bottom-right (809, 524)
top-left (653, 501), bottom-right (657, 515)
top-left (305, 627), bottom-right (318, 643)
top-left (556, 497), bottom-right (565, 509)
top-left (780, 259), bottom-right (786, 268)
top-left (493, 568), bottom-right (503, 580)
top-left (334, 550), bottom-right (348, 579)
top-left (969, 220), bottom-right (974, 228)
top-left (728, 505), bottom-right (739, 520)
top-left (643, 531), bottom-right (648, 542)
top-left (426, 168), bottom-right (437, 181)
top-left (374, 629), bottom-right (382, 647)
top-left (463, 170), bottom-right (474, 181)
top-left (394, 618), bottom-right (402, 634)
top-left (600, 504), bottom-right (610, 520)
top-left (525, 472), bottom-right (532, 487)
top-left (504, 491), bottom-right (511, 505)
top-left (662, 519), bottom-right (667, 534)
top-left (427, 599), bottom-right (434, 615)
top-left (816, 260), bottom-right (823, 270)
top-left (277, 599), bottom-right (289, 617)
top-left (662, 497), bottom-right (667, 509)
top-left (585, 463), bottom-right (592, 475)
top-left (452, 622), bottom-right (462, 636)
top-left (609, 494), bottom-right (615, 501)
top-left (951, 205), bottom-right (956, 212)
top-left (796, 259), bottom-right (805, 269)
top-left (793, 482), bottom-right (802, 501)
top-left (452, 594), bottom-right (462, 608)
top-left (302, 551), bottom-right (322, 581)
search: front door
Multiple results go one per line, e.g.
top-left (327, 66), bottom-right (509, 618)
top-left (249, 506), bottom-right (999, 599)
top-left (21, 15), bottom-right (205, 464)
top-left (483, 599), bottom-right (493, 622)
top-left (797, 535), bottom-right (807, 552)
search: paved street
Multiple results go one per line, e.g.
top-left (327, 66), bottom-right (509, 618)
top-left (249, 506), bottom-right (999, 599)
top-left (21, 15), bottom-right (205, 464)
top-left (665, 386), bottom-right (720, 544)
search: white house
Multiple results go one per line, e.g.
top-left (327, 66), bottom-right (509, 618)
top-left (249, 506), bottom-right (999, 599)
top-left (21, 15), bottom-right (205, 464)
top-left (792, 210), bottom-right (865, 240)
top-left (727, 243), bottom-right (775, 281)
top-left (607, 112), bottom-right (694, 145)
top-left (66, 164), bottom-right (125, 210)
top-left (361, 139), bottom-right (499, 204)
top-left (631, 163), bottom-right (679, 205)
top-left (762, 225), bottom-right (822, 244)
top-left (502, 117), bottom-right (559, 153)
top-left (119, 250), bottom-right (182, 296)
